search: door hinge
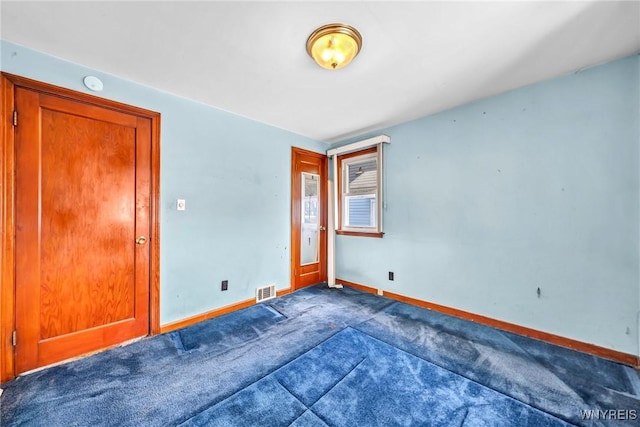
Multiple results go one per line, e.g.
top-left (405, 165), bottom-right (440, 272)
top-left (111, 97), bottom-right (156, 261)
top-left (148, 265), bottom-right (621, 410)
top-left (11, 330), bottom-right (16, 347)
top-left (12, 110), bottom-right (18, 127)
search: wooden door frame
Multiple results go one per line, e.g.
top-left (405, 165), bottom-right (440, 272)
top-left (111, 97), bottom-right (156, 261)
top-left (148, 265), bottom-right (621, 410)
top-left (0, 73), bottom-right (161, 382)
top-left (290, 147), bottom-right (328, 290)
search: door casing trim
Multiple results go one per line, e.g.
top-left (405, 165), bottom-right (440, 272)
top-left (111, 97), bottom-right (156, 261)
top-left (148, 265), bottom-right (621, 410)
top-left (0, 73), bottom-right (161, 382)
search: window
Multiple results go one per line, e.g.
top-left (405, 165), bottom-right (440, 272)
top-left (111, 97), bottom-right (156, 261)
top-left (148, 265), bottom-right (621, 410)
top-left (337, 146), bottom-right (383, 237)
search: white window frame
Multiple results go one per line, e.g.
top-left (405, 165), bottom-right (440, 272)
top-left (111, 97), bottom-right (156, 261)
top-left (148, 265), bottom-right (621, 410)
top-left (327, 135), bottom-right (389, 237)
top-left (341, 152), bottom-right (379, 232)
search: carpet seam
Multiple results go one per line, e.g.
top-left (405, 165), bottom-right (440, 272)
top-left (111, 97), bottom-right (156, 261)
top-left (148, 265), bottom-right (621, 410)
top-left (306, 355), bottom-right (368, 408)
top-left (301, 356), bottom-right (369, 427)
top-left (287, 409), bottom-right (327, 427)
top-left (266, 303), bottom-right (290, 319)
top-left (275, 377), bottom-right (311, 411)
top-left (272, 378), bottom-right (316, 427)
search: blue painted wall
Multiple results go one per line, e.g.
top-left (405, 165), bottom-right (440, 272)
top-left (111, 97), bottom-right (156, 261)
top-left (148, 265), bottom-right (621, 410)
top-left (1, 40), bottom-right (326, 325)
top-left (332, 54), bottom-right (640, 355)
top-left (3, 40), bottom-right (639, 355)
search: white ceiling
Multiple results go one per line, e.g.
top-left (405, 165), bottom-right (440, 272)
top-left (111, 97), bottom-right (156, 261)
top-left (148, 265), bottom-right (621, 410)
top-left (2, 1), bottom-right (639, 143)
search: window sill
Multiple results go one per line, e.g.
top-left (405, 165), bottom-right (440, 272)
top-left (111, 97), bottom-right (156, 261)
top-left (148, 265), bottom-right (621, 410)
top-left (336, 230), bottom-right (384, 238)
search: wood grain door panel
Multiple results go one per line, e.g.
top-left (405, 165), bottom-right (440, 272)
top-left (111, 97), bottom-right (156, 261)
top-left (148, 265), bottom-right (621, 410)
top-left (15, 88), bottom-right (151, 372)
top-left (291, 148), bottom-right (327, 289)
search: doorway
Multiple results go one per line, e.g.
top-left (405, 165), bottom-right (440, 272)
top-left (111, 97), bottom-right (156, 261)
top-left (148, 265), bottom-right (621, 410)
top-left (1, 74), bottom-right (160, 381)
top-left (291, 147), bottom-right (327, 289)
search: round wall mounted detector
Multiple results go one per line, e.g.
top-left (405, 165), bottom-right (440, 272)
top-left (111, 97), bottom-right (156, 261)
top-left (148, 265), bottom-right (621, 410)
top-left (83, 76), bottom-right (103, 92)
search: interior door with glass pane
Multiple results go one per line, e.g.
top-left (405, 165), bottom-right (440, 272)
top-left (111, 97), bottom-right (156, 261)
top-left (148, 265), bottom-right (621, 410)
top-left (291, 148), bottom-right (327, 289)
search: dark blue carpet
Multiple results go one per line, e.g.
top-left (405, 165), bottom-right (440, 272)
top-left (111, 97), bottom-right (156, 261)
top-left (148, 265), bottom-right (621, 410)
top-left (355, 301), bottom-right (640, 424)
top-left (169, 302), bottom-right (285, 353)
top-left (181, 328), bottom-right (571, 426)
top-left (1, 285), bottom-right (638, 426)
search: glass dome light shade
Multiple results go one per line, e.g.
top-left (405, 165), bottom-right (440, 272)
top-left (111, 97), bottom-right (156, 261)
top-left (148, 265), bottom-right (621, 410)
top-left (306, 24), bottom-right (362, 70)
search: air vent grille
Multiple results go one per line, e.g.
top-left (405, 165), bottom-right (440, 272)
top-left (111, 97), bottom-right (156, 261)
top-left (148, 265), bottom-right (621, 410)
top-left (256, 284), bottom-right (276, 303)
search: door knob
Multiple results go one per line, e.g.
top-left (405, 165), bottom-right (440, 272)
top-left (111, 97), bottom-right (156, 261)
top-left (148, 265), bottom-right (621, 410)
top-left (319, 226), bottom-right (326, 231)
top-left (136, 236), bottom-right (148, 245)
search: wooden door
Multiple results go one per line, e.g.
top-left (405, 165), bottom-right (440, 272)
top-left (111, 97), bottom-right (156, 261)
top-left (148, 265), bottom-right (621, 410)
top-left (14, 87), bottom-right (152, 373)
top-left (291, 148), bottom-right (327, 289)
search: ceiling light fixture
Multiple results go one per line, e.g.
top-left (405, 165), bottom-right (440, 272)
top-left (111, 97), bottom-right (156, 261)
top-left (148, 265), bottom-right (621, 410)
top-left (306, 23), bottom-right (362, 70)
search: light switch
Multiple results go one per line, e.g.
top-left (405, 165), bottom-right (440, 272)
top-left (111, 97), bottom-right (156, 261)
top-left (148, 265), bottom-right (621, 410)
top-left (177, 199), bottom-right (186, 211)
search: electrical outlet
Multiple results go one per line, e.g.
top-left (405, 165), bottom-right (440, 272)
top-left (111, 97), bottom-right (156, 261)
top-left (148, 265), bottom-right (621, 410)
top-left (221, 280), bottom-right (228, 291)
top-left (389, 272), bottom-right (394, 281)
